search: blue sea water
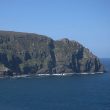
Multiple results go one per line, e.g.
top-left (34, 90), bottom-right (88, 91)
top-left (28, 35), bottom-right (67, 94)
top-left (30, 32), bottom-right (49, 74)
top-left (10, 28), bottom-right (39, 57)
top-left (0, 59), bottom-right (110, 110)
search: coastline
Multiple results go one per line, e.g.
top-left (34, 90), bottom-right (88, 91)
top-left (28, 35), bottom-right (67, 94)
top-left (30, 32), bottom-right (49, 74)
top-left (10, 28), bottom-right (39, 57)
top-left (0, 72), bottom-right (104, 79)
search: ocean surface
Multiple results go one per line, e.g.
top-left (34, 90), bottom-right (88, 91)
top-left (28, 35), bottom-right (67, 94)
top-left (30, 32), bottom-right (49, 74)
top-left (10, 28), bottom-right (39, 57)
top-left (0, 58), bottom-right (110, 110)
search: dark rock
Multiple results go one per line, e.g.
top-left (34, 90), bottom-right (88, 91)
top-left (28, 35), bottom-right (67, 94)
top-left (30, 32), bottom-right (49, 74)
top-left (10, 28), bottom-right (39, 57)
top-left (0, 30), bottom-right (105, 76)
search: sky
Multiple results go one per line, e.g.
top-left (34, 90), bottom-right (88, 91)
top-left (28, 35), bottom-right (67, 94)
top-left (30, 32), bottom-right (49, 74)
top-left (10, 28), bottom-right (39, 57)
top-left (0, 0), bottom-right (110, 58)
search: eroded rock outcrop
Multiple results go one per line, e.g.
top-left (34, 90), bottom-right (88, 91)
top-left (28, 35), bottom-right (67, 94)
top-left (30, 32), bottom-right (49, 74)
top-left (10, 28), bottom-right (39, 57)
top-left (0, 31), bottom-right (105, 76)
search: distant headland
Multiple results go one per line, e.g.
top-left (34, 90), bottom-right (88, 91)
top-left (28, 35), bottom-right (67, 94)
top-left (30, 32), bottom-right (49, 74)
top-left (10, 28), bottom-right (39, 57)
top-left (0, 30), bottom-right (105, 77)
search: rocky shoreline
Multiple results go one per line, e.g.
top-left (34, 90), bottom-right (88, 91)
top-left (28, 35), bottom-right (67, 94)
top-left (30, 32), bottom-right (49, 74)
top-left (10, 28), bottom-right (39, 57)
top-left (0, 30), bottom-right (105, 76)
top-left (0, 72), bottom-right (104, 79)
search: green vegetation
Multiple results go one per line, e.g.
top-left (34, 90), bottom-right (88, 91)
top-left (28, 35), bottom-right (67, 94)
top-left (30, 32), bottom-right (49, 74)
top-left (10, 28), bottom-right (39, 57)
top-left (0, 31), bottom-right (104, 75)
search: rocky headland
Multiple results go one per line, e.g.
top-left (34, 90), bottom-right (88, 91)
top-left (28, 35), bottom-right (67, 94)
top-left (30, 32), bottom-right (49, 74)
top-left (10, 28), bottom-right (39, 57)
top-left (0, 31), bottom-right (105, 77)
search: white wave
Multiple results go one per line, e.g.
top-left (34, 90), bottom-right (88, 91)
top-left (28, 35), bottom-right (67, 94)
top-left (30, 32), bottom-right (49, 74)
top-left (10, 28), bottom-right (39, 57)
top-left (12, 74), bottom-right (30, 78)
top-left (96, 72), bottom-right (104, 74)
top-left (80, 73), bottom-right (89, 74)
top-left (52, 73), bottom-right (75, 76)
top-left (37, 74), bottom-right (50, 76)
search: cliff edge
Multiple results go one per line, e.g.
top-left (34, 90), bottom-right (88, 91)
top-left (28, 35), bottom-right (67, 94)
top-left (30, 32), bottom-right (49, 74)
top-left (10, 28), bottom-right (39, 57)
top-left (0, 31), bottom-right (104, 76)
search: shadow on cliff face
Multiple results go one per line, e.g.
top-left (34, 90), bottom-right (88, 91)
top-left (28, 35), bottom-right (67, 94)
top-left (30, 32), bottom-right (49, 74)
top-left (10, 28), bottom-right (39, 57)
top-left (0, 31), bottom-right (105, 75)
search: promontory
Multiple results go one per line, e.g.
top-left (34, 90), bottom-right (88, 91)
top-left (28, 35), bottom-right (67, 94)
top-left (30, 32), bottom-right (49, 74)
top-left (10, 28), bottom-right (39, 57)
top-left (0, 31), bottom-right (104, 76)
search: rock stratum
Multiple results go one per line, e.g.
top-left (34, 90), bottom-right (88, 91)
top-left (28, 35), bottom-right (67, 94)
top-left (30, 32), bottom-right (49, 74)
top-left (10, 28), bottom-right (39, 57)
top-left (0, 31), bottom-right (104, 76)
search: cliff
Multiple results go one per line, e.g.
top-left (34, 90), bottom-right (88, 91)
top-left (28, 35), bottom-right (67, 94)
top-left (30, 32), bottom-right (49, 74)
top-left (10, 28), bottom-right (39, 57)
top-left (0, 31), bottom-right (104, 76)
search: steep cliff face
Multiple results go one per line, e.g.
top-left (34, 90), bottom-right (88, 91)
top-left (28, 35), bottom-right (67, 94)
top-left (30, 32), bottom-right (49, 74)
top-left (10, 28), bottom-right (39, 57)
top-left (54, 39), bottom-right (104, 73)
top-left (0, 31), bottom-right (104, 76)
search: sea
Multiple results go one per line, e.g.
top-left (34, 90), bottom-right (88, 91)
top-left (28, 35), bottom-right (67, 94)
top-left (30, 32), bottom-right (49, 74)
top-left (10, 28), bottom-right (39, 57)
top-left (0, 58), bottom-right (110, 110)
